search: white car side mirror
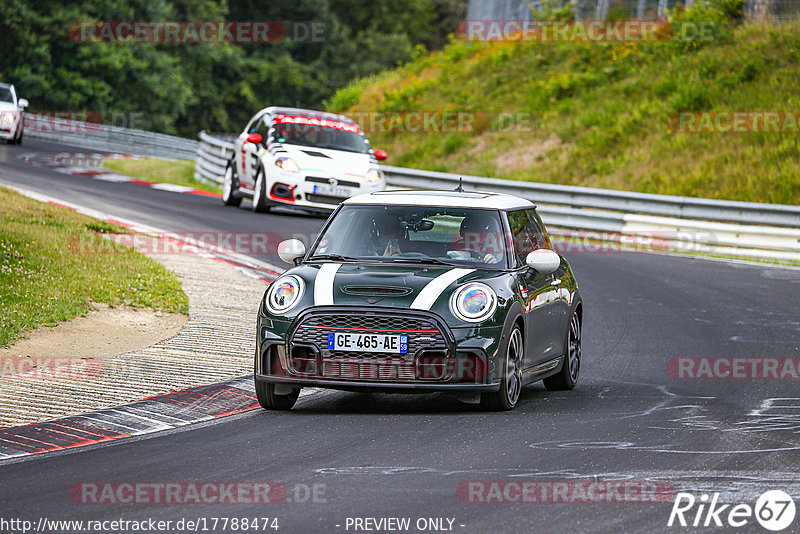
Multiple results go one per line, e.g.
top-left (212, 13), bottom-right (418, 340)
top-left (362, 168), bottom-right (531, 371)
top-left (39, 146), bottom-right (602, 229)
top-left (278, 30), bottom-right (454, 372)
top-left (17, 99), bottom-right (28, 109)
top-left (525, 249), bottom-right (560, 274)
top-left (277, 239), bottom-right (306, 264)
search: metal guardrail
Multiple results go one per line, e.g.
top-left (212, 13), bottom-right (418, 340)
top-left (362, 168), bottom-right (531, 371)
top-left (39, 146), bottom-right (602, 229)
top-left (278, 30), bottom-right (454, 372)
top-left (194, 131), bottom-right (234, 185)
top-left (194, 131), bottom-right (800, 259)
top-left (383, 166), bottom-right (800, 228)
top-left (25, 114), bottom-right (198, 160)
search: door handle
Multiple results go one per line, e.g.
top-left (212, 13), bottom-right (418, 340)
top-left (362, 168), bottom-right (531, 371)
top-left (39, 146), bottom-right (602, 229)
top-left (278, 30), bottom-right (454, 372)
top-left (551, 278), bottom-right (562, 286)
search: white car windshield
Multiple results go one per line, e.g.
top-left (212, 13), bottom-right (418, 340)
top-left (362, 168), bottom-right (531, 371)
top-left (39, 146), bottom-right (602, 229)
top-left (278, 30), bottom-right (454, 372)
top-left (309, 205), bottom-right (508, 269)
top-left (274, 122), bottom-right (369, 154)
top-left (0, 87), bottom-right (14, 104)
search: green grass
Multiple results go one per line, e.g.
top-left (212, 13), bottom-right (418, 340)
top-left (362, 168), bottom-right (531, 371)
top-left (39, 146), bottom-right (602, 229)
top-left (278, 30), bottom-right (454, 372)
top-left (0, 187), bottom-right (189, 347)
top-left (103, 158), bottom-right (221, 194)
top-left (327, 11), bottom-right (800, 205)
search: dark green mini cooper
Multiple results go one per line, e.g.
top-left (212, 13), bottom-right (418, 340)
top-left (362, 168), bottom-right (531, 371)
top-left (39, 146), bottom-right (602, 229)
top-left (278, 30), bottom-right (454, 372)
top-left (255, 190), bottom-right (582, 411)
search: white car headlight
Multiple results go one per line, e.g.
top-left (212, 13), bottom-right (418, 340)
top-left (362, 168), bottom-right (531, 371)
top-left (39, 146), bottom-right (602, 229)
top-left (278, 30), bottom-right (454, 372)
top-left (275, 157), bottom-right (300, 173)
top-left (265, 275), bottom-right (305, 314)
top-left (1, 112), bottom-right (17, 126)
top-left (450, 282), bottom-right (497, 323)
top-left (365, 168), bottom-right (383, 183)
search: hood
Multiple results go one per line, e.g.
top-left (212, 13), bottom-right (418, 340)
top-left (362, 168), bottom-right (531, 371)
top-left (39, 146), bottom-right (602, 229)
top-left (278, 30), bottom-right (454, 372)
top-left (281, 144), bottom-right (376, 177)
top-left (273, 262), bottom-right (511, 326)
top-left (0, 102), bottom-right (19, 112)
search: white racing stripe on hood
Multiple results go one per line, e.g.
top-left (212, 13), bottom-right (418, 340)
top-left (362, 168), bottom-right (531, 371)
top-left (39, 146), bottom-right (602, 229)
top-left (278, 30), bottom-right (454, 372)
top-left (410, 268), bottom-right (475, 311)
top-left (314, 263), bottom-right (342, 305)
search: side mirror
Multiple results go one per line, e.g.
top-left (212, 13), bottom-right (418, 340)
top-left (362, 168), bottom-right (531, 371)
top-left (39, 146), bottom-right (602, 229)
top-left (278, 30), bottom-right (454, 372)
top-left (374, 149), bottom-right (388, 161)
top-left (247, 133), bottom-right (262, 145)
top-left (17, 99), bottom-right (28, 109)
top-left (525, 249), bottom-right (560, 274)
top-left (277, 239), bottom-right (306, 264)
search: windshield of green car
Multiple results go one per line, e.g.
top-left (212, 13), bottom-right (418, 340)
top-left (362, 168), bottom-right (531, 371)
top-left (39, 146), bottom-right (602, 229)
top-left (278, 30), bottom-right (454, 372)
top-left (308, 205), bottom-right (509, 269)
top-left (273, 121), bottom-right (369, 154)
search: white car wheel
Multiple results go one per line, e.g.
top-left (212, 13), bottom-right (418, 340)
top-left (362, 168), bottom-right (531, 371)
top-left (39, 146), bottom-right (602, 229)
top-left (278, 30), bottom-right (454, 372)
top-left (222, 164), bottom-right (241, 207)
top-left (252, 167), bottom-right (270, 213)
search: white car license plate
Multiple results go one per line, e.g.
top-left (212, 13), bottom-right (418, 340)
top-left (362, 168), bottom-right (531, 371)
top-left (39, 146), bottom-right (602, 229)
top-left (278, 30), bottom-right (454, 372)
top-left (328, 333), bottom-right (408, 354)
top-left (313, 184), bottom-right (351, 197)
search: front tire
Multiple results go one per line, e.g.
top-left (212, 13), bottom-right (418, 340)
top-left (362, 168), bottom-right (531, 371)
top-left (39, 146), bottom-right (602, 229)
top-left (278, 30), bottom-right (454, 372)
top-left (251, 167), bottom-right (270, 213)
top-left (481, 325), bottom-right (524, 411)
top-left (544, 309), bottom-right (581, 391)
top-left (222, 163), bottom-right (242, 207)
top-left (255, 380), bottom-right (300, 410)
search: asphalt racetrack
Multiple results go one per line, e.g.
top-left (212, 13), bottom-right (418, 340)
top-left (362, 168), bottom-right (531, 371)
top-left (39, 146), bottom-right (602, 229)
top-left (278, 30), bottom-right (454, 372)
top-left (1, 139), bottom-right (800, 533)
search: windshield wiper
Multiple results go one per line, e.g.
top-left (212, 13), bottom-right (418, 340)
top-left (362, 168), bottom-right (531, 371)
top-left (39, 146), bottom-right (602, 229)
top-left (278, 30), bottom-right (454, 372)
top-left (391, 257), bottom-right (459, 266)
top-left (307, 253), bottom-right (361, 262)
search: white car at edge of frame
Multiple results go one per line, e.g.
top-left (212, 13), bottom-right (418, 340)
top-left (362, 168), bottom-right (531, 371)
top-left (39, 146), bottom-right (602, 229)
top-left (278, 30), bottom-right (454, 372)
top-left (222, 107), bottom-right (388, 214)
top-left (0, 83), bottom-right (29, 145)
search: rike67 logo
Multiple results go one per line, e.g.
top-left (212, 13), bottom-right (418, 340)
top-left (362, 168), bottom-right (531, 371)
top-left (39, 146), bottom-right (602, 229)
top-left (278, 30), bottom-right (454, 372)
top-left (668, 490), bottom-right (796, 531)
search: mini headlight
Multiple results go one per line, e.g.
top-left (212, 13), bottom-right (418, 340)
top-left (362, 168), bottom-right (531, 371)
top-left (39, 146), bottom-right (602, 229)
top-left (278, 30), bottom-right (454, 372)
top-left (265, 275), bottom-right (304, 314)
top-left (365, 168), bottom-right (383, 183)
top-left (450, 282), bottom-right (497, 323)
top-left (276, 157), bottom-right (300, 173)
top-left (1, 113), bottom-right (17, 125)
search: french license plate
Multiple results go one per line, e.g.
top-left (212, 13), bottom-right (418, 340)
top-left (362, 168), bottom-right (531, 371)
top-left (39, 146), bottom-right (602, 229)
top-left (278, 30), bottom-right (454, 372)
top-left (328, 332), bottom-right (408, 354)
top-left (313, 183), bottom-right (350, 197)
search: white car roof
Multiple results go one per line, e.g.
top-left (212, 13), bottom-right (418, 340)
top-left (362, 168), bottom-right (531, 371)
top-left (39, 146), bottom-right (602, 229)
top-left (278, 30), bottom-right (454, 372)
top-left (343, 190), bottom-right (535, 210)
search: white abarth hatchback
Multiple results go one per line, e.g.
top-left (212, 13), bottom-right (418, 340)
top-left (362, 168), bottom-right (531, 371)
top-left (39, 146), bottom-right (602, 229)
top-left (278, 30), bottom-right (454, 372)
top-left (0, 83), bottom-right (28, 145)
top-left (222, 107), bottom-right (388, 213)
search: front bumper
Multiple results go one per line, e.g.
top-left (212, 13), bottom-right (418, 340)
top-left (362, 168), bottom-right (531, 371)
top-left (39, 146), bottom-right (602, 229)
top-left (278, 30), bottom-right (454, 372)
top-left (254, 374), bottom-right (501, 393)
top-left (256, 306), bottom-right (503, 392)
top-left (0, 113), bottom-right (20, 139)
top-left (267, 171), bottom-right (385, 210)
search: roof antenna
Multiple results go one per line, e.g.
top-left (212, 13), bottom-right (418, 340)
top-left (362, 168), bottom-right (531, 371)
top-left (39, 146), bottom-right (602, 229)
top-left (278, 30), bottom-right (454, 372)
top-left (454, 177), bottom-right (463, 193)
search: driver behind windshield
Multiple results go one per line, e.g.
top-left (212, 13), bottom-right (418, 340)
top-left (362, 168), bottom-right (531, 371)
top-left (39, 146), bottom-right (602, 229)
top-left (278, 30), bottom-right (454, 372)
top-left (368, 215), bottom-right (405, 257)
top-left (450, 212), bottom-right (503, 264)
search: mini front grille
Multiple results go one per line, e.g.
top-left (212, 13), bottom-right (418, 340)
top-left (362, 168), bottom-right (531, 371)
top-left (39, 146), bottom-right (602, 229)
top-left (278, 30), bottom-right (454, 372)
top-left (300, 314), bottom-right (441, 333)
top-left (288, 310), bottom-right (454, 382)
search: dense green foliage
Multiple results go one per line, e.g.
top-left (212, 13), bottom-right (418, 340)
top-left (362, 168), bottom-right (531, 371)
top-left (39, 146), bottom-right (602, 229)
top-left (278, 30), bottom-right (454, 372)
top-left (328, 1), bottom-right (800, 204)
top-left (0, 0), bottom-right (466, 137)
